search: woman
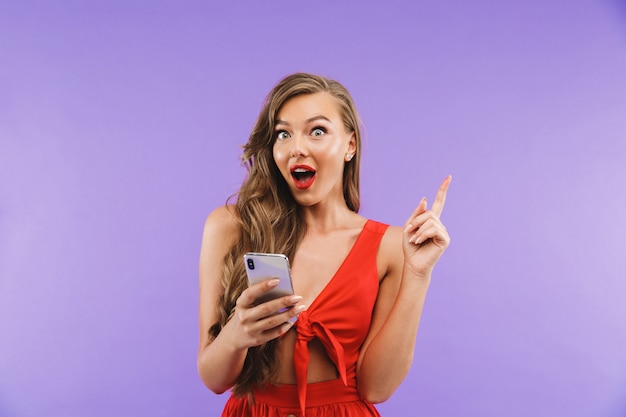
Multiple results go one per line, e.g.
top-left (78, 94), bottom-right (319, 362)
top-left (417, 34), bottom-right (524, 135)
top-left (197, 72), bottom-right (451, 417)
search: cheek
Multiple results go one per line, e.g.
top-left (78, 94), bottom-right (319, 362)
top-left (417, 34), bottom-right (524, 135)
top-left (320, 143), bottom-right (345, 165)
top-left (272, 144), bottom-right (282, 162)
top-left (272, 144), bottom-right (289, 169)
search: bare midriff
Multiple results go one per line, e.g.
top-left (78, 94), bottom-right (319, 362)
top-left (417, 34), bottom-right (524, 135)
top-left (274, 328), bottom-right (340, 384)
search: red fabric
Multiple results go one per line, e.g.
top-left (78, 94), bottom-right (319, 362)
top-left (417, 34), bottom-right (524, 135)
top-left (221, 220), bottom-right (389, 417)
top-left (222, 379), bottom-right (381, 417)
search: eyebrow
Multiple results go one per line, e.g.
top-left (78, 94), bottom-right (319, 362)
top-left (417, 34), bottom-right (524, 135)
top-left (274, 115), bottom-right (333, 126)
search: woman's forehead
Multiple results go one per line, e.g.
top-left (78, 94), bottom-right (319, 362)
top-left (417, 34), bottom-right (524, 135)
top-left (276, 92), bottom-right (342, 123)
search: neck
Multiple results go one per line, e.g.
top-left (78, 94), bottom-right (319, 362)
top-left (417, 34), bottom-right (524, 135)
top-left (300, 203), bottom-right (361, 234)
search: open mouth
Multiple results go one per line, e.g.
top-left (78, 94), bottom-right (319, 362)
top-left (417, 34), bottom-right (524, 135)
top-left (290, 165), bottom-right (317, 189)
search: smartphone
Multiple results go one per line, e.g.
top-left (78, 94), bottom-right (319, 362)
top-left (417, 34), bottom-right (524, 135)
top-left (244, 252), bottom-right (295, 306)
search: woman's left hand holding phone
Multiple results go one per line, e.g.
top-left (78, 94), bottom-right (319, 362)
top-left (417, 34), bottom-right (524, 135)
top-left (232, 278), bottom-right (305, 349)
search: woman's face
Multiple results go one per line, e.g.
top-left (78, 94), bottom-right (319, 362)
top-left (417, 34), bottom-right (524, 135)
top-left (272, 92), bottom-right (356, 208)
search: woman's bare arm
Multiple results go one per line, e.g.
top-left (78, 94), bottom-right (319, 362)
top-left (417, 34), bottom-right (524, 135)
top-left (197, 206), bottom-right (247, 393)
top-left (356, 177), bottom-right (451, 403)
top-left (197, 205), bottom-right (305, 393)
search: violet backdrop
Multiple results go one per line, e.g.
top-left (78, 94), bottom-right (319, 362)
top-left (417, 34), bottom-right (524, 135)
top-left (1, 1), bottom-right (625, 416)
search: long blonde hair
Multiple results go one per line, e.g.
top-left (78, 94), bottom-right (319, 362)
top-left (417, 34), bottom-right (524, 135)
top-left (209, 72), bottom-right (363, 395)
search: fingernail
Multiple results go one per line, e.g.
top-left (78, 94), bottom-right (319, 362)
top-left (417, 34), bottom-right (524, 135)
top-left (289, 295), bottom-right (303, 303)
top-left (268, 279), bottom-right (279, 287)
top-left (294, 305), bottom-right (306, 314)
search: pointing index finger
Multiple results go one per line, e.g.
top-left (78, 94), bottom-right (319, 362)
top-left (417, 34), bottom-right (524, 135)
top-left (431, 175), bottom-right (452, 217)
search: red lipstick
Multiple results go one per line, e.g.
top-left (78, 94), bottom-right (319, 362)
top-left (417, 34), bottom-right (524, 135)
top-left (290, 165), bottom-right (317, 190)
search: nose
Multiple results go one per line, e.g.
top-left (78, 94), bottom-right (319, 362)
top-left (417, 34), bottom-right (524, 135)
top-left (289, 133), bottom-right (308, 158)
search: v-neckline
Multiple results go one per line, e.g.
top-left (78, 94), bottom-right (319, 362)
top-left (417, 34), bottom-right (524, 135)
top-left (305, 219), bottom-right (371, 312)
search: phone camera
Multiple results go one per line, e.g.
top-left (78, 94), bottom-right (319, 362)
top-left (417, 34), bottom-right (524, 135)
top-left (246, 258), bottom-right (255, 270)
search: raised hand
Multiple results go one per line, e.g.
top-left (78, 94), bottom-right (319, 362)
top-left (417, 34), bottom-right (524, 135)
top-left (402, 176), bottom-right (451, 278)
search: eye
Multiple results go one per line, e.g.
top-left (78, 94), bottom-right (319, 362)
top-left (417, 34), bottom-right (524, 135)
top-left (311, 127), bottom-right (326, 137)
top-left (276, 130), bottom-right (291, 140)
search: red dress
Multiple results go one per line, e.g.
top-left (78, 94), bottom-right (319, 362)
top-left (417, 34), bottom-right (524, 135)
top-left (221, 220), bottom-right (389, 417)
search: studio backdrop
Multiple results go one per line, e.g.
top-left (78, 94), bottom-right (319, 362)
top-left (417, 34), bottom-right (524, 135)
top-left (1, 1), bottom-right (625, 416)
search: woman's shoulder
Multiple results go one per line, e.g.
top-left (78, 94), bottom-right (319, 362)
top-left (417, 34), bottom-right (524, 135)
top-left (371, 221), bottom-right (404, 277)
top-left (205, 204), bottom-right (238, 223)
top-left (202, 204), bottom-right (240, 244)
top-left (379, 223), bottom-right (403, 253)
top-left (363, 218), bottom-right (402, 242)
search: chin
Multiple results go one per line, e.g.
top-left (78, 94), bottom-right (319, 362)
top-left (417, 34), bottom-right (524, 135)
top-left (291, 193), bottom-right (320, 207)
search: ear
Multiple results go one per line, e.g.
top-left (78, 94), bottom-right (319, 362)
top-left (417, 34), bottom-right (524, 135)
top-left (345, 133), bottom-right (357, 160)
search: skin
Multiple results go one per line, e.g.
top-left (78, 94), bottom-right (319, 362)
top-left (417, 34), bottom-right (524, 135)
top-left (197, 92), bottom-right (451, 403)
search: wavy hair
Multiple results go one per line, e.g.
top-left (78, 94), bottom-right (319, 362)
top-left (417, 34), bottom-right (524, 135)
top-left (208, 72), bottom-right (363, 396)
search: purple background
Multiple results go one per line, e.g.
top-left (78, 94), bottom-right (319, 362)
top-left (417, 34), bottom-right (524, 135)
top-left (1, 1), bottom-right (626, 416)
